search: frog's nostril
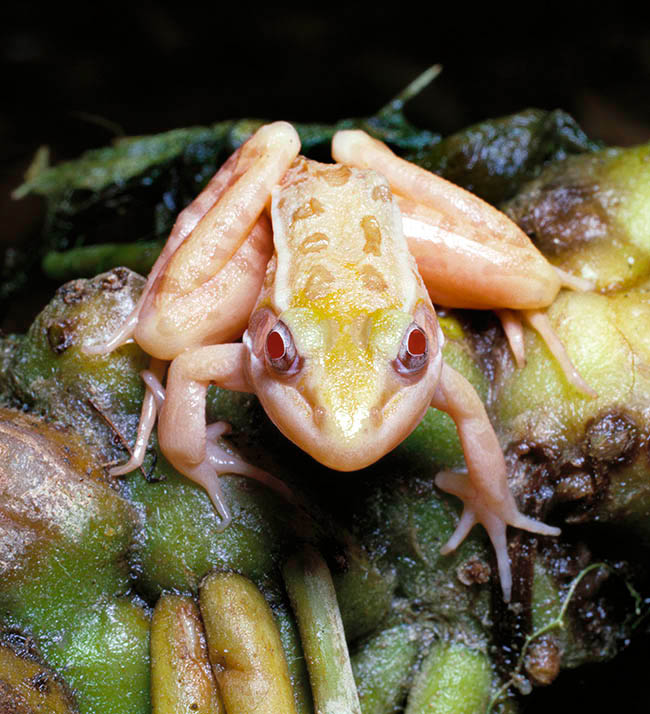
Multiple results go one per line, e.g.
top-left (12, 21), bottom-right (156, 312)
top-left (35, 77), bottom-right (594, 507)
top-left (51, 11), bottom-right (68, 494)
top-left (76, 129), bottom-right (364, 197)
top-left (370, 406), bottom-right (382, 428)
top-left (313, 406), bottom-right (326, 428)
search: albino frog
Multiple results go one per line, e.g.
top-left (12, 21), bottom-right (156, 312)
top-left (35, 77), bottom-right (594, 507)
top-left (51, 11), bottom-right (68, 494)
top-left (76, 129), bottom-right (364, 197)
top-left (87, 122), bottom-right (592, 601)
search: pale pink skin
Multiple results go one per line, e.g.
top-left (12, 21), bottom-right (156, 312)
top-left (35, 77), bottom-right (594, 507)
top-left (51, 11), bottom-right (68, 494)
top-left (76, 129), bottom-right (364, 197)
top-left (82, 122), bottom-right (598, 602)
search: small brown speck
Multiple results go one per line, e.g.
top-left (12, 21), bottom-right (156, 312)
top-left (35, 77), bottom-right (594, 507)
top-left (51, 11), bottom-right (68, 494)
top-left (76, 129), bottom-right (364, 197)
top-left (457, 555), bottom-right (491, 586)
top-left (318, 164), bottom-right (352, 186)
top-left (300, 232), bottom-right (330, 253)
top-left (29, 670), bottom-right (50, 694)
top-left (47, 319), bottom-right (76, 354)
top-left (58, 279), bottom-right (88, 304)
top-left (372, 184), bottom-right (392, 202)
top-left (101, 267), bottom-right (130, 291)
top-left (292, 197), bottom-right (325, 222)
top-left (361, 215), bottom-right (382, 256)
top-left (524, 634), bottom-right (561, 686)
top-left (360, 265), bottom-right (388, 292)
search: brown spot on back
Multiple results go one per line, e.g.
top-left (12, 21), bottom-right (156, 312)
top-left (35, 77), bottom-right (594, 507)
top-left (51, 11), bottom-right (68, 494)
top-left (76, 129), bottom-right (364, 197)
top-left (317, 164), bottom-right (352, 186)
top-left (360, 265), bottom-right (389, 292)
top-left (361, 215), bottom-right (382, 256)
top-left (281, 156), bottom-right (310, 186)
top-left (304, 265), bottom-right (335, 300)
top-left (372, 184), bottom-right (392, 202)
top-left (300, 232), bottom-right (330, 253)
top-left (292, 156), bottom-right (309, 172)
top-left (292, 197), bottom-right (325, 223)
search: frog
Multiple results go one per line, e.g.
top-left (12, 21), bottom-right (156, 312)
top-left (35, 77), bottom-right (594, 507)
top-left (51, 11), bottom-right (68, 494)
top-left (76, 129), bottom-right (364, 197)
top-left (86, 121), bottom-right (593, 601)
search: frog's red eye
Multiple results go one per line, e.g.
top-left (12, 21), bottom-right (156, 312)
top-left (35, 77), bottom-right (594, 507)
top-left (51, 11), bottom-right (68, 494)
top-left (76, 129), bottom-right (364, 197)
top-left (265, 321), bottom-right (301, 374)
top-left (394, 323), bottom-right (428, 375)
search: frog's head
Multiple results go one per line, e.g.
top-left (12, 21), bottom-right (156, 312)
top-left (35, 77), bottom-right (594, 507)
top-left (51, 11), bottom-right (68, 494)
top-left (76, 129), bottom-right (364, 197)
top-left (243, 301), bottom-right (443, 471)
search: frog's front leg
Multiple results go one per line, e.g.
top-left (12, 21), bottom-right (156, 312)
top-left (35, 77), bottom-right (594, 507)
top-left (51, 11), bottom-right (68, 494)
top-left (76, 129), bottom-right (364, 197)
top-left (152, 344), bottom-right (293, 528)
top-left (85, 122), bottom-right (301, 513)
top-left (431, 362), bottom-right (560, 601)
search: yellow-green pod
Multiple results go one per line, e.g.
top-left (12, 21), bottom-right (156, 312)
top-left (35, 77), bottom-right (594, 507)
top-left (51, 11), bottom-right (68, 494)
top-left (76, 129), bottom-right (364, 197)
top-left (199, 572), bottom-right (297, 714)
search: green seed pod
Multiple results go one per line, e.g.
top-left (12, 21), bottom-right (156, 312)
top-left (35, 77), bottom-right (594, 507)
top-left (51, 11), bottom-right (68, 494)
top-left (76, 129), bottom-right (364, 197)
top-left (351, 624), bottom-right (420, 714)
top-left (283, 546), bottom-right (362, 714)
top-left (151, 594), bottom-right (225, 714)
top-left (405, 641), bottom-right (492, 714)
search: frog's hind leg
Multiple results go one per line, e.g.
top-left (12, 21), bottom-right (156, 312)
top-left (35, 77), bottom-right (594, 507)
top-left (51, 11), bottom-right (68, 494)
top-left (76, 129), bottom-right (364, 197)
top-left (85, 122), bottom-right (300, 358)
top-left (332, 128), bottom-right (561, 311)
top-left (495, 309), bottom-right (526, 368)
top-left (332, 129), bottom-right (596, 398)
top-left (523, 308), bottom-right (597, 397)
top-left (154, 344), bottom-right (294, 529)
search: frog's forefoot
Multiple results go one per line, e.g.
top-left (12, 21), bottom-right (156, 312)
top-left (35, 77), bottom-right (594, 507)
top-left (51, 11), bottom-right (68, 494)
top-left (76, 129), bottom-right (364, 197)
top-left (177, 428), bottom-right (294, 530)
top-left (105, 359), bottom-right (166, 476)
top-left (140, 369), bottom-right (294, 527)
top-left (204, 423), bottom-right (295, 504)
top-left (435, 470), bottom-right (560, 602)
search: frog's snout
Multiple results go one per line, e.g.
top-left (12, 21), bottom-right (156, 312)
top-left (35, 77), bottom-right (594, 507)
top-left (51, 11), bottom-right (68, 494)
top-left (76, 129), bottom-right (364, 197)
top-left (300, 400), bottom-right (397, 472)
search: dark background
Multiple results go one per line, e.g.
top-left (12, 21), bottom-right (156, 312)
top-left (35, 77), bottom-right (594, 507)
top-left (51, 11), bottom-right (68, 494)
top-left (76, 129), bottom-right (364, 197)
top-left (2, 4), bottom-right (650, 712)
top-left (3, 4), bottom-right (650, 247)
top-left (4, 6), bottom-right (650, 156)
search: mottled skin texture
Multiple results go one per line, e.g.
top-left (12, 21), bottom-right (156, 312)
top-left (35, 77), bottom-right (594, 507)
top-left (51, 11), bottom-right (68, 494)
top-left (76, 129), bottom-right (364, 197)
top-left (86, 122), bottom-right (567, 600)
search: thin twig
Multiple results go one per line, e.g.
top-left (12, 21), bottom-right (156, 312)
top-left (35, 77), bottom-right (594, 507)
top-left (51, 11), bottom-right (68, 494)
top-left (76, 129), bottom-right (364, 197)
top-left (377, 64), bottom-right (443, 117)
top-left (87, 396), bottom-right (149, 479)
top-left (487, 562), bottom-right (608, 713)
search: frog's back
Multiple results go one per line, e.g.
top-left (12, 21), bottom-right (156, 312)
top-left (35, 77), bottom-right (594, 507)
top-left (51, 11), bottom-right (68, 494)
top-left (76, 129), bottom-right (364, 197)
top-left (270, 157), bottom-right (421, 315)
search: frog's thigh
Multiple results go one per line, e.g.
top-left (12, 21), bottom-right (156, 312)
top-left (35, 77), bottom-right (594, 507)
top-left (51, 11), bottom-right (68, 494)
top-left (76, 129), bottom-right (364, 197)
top-left (137, 121), bottom-right (300, 359)
top-left (403, 211), bottom-right (559, 310)
top-left (158, 344), bottom-right (251, 470)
